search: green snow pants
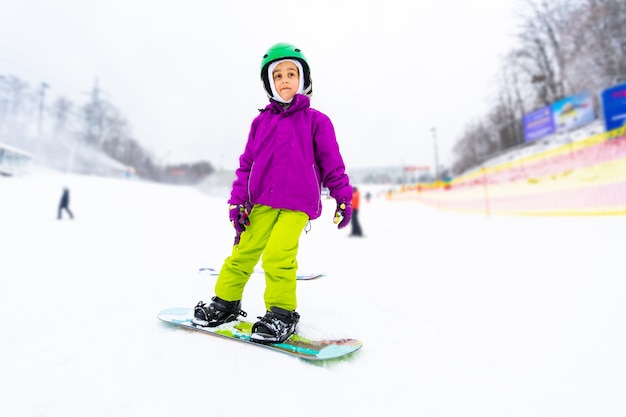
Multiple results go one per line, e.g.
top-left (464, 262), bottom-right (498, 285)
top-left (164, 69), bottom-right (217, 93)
top-left (215, 204), bottom-right (309, 311)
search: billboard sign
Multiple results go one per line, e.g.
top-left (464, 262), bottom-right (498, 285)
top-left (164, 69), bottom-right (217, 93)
top-left (601, 82), bottom-right (626, 131)
top-left (552, 92), bottom-right (595, 133)
top-left (523, 106), bottom-right (555, 143)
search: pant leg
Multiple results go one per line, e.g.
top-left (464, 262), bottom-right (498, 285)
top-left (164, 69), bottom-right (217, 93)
top-left (352, 209), bottom-right (362, 236)
top-left (214, 204), bottom-right (278, 302)
top-left (261, 209), bottom-right (309, 311)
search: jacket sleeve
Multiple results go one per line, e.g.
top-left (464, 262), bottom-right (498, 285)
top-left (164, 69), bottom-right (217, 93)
top-left (312, 111), bottom-right (352, 203)
top-left (228, 119), bottom-right (257, 205)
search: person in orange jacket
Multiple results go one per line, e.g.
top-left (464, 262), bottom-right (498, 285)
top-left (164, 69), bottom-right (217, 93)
top-left (350, 187), bottom-right (363, 237)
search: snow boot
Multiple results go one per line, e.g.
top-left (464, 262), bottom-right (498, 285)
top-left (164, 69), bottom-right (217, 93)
top-left (250, 306), bottom-right (300, 344)
top-left (192, 297), bottom-right (247, 327)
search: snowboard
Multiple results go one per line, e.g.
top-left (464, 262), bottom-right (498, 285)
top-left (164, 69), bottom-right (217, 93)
top-left (158, 307), bottom-right (362, 361)
top-left (198, 267), bottom-right (324, 281)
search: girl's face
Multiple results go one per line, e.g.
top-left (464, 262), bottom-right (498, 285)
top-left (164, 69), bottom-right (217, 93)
top-left (272, 60), bottom-right (300, 102)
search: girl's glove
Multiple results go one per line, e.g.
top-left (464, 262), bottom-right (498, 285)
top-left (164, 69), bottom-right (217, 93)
top-left (229, 203), bottom-right (252, 234)
top-left (333, 200), bottom-right (352, 229)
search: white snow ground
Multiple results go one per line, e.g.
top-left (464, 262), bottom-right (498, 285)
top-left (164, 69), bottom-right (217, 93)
top-left (1, 167), bottom-right (626, 417)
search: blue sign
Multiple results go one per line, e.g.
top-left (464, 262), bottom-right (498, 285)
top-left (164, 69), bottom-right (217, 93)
top-left (601, 83), bottom-right (626, 131)
top-left (523, 106), bottom-right (555, 142)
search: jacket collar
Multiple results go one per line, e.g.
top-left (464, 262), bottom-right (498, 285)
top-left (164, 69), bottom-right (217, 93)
top-left (265, 94), bottom-right (310, 114)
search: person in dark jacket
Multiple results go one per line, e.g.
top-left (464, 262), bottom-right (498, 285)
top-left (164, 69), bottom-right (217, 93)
top-left (57, 187), bottom-right (74, 220)
top-left (192, 42), bottom-right (353, 344)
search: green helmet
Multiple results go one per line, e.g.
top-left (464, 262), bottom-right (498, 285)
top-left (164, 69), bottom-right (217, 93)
top-left (260, 42), bottom-right (312, 99)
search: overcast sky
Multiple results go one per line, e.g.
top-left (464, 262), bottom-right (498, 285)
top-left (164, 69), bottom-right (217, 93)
top-left (0, 0), bottom-right (518, 170)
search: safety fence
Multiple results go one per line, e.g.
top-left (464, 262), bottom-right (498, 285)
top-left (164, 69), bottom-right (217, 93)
top-left (391, 126), bottom-right (626, 216)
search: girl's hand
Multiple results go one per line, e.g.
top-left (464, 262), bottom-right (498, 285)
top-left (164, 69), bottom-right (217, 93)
top-left (333, 201), bottom-right (352, 229)
top-left (229, 203), bottom-right (252, 233)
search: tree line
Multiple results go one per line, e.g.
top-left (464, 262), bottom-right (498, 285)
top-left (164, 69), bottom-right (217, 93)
top-left (0, 76), bottom-right (214, 184)
top-left (3, 0), bottom-right (624, 182)
top-left (451, 0), bottom-right (626, 176)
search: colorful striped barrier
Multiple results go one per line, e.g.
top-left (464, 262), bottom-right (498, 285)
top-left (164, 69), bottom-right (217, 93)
top-left (392, 126), bottom-right (626, 216)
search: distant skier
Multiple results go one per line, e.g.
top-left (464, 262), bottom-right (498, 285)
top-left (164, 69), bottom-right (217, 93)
top-left (57, 187), bottom-right (74, 220)
top-left (349, 186), bottom-right (363, 237)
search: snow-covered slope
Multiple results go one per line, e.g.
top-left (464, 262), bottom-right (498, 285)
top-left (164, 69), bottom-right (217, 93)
top-left (1, 167), bottom-right (625, 417)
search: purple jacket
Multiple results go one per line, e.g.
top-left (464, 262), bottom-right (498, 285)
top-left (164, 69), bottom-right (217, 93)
top-left (229, 94), bottom-right (352, 220)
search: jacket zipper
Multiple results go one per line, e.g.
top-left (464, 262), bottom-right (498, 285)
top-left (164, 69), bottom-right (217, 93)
top-left (312, 164), bottom-right (322, 216)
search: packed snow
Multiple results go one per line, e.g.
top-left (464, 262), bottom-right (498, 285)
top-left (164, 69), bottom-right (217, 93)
top-left (1, 167), bottom-right (625, 417)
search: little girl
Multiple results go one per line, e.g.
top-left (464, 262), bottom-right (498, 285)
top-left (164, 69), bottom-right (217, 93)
top-left (193, 42), bottom-right (353, 343)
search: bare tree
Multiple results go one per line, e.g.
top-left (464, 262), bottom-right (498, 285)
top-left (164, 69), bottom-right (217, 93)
top-left (511, 0), bottom-right (585, 106)
top-left (491, 51), bottom-right (530, 150)
top-left (0, 75), bottom-right (29, 120)
top-left (50, 97), bottom-right (73, 136)
top-left (452, 121), bottom-right (500, 175)
top-left (572, 0), bottom-right (626, 86)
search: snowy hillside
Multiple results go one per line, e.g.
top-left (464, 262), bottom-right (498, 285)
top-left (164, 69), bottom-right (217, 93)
top-left (1, 167), bottom-right (626, 417)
